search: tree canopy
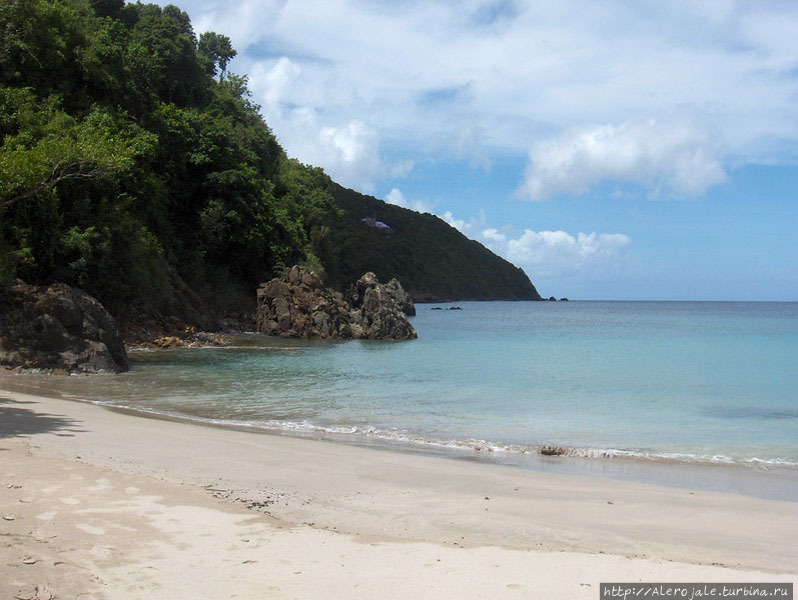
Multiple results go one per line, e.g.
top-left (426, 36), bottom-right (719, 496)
top-left (0, 0), bottom-right (539, 325)
top-left (0, 0), bottom-right (338, 317)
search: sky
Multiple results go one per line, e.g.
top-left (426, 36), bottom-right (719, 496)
top-left (165, 0), bottom-right (797, 300)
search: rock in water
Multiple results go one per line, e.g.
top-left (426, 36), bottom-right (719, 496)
top-left (380, 278), bottom-right (416, 316)
top-left (0, 280), bottom-right (129, 373)
top-left (347, 272), bottom-right (417, 339)
top-left (256, 266), bottom-right (417, 340)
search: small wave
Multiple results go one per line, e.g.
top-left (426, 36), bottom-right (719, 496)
top-left (86, 400), bottom-right (798, 470)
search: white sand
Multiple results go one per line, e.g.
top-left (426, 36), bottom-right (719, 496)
top-left (1, 388), bottom-right (796, 599)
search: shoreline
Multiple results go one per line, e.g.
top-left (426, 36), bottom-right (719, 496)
top-left (2, 388), bottom-right (797, 576)
top-left (3, 372), bottom-right (798, 504)
top-left (2, 388), bottom-right (796, 598)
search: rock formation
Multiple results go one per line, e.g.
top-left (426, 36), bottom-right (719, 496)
top-left (256, 266), bottom-right (417, 340)
top-left (346, 272), bottom-right (417, 339)
top-left (0, 281), bottom-right (129, 373)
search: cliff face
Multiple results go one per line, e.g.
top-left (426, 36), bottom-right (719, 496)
top-left (325, 185), bottom-right (542, 302)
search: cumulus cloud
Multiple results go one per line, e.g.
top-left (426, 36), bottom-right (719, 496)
top-left (189, 0), bottom-right (286, 51)
top-left (385, 188), bottom-right (434, 213)
top-left (504, 230), bottom-right (632, 277)
top-left (518, 118), bottom-right (728, 201)
top-left (250, 57), bottom-right (301, 117)
top-left (163, 0), bottom-right (798, 193)
top-left (442, 211), bottom-right (468, 232)
top-left (481, 228), bottom-right (507, 243)
top-left (307, 121), bottom-right (414, 193)
top-left (441, 210), bottom-right (487, 235)
top-left (385, 188), bottom-right (406, 207)
top-left (256, 99), bottom-right (412, 192)
top-left (437, 210), bottom-right (633, 279)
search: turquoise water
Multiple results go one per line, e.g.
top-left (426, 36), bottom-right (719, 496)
top-left (13, 301), bottom-right (798, 471)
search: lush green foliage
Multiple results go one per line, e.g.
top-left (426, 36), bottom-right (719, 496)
top-left (326, 185), bottom-right (540, 301)
top-left (0, 0), bottom-right (538, 324)
top-left (0, 0), bottom-right (337, 316)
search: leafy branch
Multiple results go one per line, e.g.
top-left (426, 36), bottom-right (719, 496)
top-left (0, 108), bottom-right (155, 207)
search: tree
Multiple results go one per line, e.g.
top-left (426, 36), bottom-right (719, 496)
top-left (198, 32), bottom-right (236, 80)
top-left (0, 88), bottom-right (155, 208)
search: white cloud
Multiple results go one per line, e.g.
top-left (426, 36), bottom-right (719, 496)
top-left (505, 230), bottom-right (632, 277)
top-left (441, 210), bottom-right (487, 234)
top-left (163, 0), bottom-right (798, 194)
top-left (481, 228), bottom-right (506, 243)
top-left (385, 188), bottom-right (407, 207)
top-left (249, 57), bottom-right (301, 117)
top-left (385, 188), bottom-right (434, 213)
top-left (256, 99), bottom-right (413, 192)
top-left (440, 210), bottom-right (633, 280)
top-left (518, 118), bottom-right (728, 201)
top-left (190, 0), bottom-right (286, 52)
top-left (442, 211), bottom-right (467, 232)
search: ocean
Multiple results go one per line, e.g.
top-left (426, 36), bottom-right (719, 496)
top-left (6, 301), bottom-right (798, 499)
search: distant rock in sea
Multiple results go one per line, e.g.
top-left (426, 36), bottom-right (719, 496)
top-left (256, 266), bottom-right (417, 340)
top-left (0, 280), bottom-right (129, 373)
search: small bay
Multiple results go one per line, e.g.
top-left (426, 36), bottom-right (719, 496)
top-left (8, 300), bottom-right (798, 498)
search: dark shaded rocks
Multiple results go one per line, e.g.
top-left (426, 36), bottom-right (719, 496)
top-left (374, 276), bottom-right (415, 317)
top-left (347, 272), bottom-right (417, 339)
top-left (256, 266), bottom-right (416, 340)
top-left (257, 267), bottom-right (351, 339)
top-left (0, 281), bottom-right (129, 373)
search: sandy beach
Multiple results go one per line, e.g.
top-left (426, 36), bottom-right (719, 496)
top-left (1, 387), bottom-right (796, 599)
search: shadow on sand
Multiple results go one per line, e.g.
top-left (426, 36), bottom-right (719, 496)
top-left (0, 397), bottom-right (86, 442)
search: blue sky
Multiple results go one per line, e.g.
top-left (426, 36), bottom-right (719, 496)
top-left (166, 0), bottom-right (797, 300)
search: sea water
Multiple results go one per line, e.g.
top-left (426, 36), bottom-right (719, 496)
top-left (6, 301), bottom-right (798, 497)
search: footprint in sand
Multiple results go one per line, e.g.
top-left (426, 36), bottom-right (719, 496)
top-left (90, 546), bottom-right (113, 559)
top-left (61, 497), bottom-right (80, 505)
top-left (76, 523), bottom-right (106, 535)
top-left (35, 511), bottom-right (57, 520)
top-left (88, 478), bottom-right (112, 492)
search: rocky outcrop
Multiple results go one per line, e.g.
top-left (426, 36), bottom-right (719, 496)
top-left (256, 266), bottom-right (417, 340)
top-left (0, 281), bottom-right (129, 373)
top-left (347, 272), bottom-right (417, 339)
top-left (363, 275), bottom-right (416, 317)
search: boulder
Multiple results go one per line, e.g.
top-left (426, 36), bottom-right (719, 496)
top-left (0, 280), bottom-right (129, 373)
top-left (381, 278), bottom-right (415, 316)
top-left (256, 267), bottom-right (417, 340)
top-left (347, 273), bottom-right (417, 340)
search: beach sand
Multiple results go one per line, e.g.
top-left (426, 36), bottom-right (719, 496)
top-left (1, 388), bottom-right (796, 599)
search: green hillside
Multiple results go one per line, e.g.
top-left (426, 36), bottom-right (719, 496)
top-left (326, 185), bottom-right (540, 301)
top-left (0, 0), bottom-right (540, 331)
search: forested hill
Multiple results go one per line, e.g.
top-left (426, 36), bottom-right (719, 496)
top-left (0, 0), bottom-right (540, 331)
top-left (326, 185), bottom-right (540, 301)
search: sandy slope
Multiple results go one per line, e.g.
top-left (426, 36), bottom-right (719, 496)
top-left (1, 388), bottom-right (796, 599)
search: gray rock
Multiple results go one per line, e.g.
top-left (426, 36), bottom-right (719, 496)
top-left (382, 278), bottom-right (416, 316)
top-left (255, 267), bottom-right (417, 340)
top-left (347, 273), bottom-right (417, 340)
top-left (0, 281), bottom-right (129, 373)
